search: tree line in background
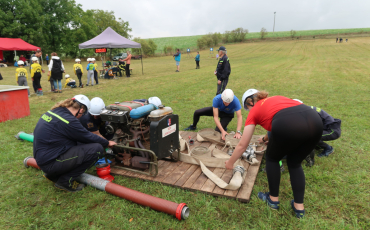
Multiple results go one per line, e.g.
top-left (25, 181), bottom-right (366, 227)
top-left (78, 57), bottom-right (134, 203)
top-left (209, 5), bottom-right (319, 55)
top-left (0, 0), bottom-right (132, 60)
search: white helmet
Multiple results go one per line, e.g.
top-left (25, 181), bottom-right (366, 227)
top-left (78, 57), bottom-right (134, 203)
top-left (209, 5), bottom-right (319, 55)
top-left (75, 59), bottom-right (81, 62)
top-left (31, 57), bottom-right (38, 62)
top-left (89, 97), bottom-right (105, 116)
top-left (73, 94), bottom-right (90, 114)
top-left (87, 58), bottom-right (91, 62)
top-left (92, 58), bottom-right (96, 61)
top-left (65, 74), bottom-right (70, 78)
top-left (221, 89), bottom-right (234, 103)
top-left (293, 99), bottom-right (303, 103)
top-left (17, 60), bottom-right (24, 66)
top-left (242, 89), bottom-right (259, 110)
top-left (148, 97), bottom-right (162, 107)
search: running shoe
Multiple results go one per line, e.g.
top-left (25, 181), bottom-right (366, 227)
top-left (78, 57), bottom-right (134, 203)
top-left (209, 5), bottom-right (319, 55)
top-left (184, 125), bottom-right (196, 131)
top-left (54, 181), bottom-right (85, 193)
top-left (318, 146), bottom-right (334, 157)
top-left (291, 200), bottom-right (305, 218)
top-left (257, 192), bottom-right (280, 210)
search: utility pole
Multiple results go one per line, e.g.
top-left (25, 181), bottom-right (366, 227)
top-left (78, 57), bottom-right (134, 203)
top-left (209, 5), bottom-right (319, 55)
top-left (273, 12), bottom-right (276, 35)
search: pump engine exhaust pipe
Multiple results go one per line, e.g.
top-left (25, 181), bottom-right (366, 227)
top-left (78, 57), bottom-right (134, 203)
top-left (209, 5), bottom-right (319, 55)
top-left (23, 157), bottom-right (189, 220)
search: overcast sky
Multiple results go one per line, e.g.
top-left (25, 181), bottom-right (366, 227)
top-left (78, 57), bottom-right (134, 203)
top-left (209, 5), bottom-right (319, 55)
top-left (76, 0), bottom-right (370, 38)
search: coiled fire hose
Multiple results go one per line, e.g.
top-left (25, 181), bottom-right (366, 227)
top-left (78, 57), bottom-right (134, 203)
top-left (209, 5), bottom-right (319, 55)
top-left (17, 132), bottom-right (189, 220)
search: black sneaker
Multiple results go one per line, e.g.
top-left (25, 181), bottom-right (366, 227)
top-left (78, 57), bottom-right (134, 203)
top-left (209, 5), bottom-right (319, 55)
top-left (54, 181), bottom-right (85, 193)
top-left (184, 125), bottom-right (196, 131)
top-left (43, 174), bottom-right (59, 183)
top-left (305, 155), bottom-right (315, 167)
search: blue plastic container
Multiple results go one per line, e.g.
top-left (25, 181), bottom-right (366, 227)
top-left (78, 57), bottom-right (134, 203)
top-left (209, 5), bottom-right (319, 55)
top-left (129, 104), bottom-right (157, 119)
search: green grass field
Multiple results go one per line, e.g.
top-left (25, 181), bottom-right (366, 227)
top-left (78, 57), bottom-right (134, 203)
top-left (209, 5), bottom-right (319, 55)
top-left (1, 37), bottom-right (369, 229)
top-left (150, 27), bottom-right (370, 53)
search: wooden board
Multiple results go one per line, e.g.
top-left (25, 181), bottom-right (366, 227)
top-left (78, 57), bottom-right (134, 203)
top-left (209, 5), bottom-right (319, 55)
top-left (110, 131), bottom-right (265, 203)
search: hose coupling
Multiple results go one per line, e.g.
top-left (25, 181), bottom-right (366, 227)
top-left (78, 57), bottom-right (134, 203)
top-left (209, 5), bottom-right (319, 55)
top-left (233, 165), bottom-right (245, 177)
top-left (23, 156), bottom-right (33, 168)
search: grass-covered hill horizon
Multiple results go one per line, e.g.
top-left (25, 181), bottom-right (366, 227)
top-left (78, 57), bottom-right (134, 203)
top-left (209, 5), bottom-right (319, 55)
top-left (147, 27), bottom-right (370, 53)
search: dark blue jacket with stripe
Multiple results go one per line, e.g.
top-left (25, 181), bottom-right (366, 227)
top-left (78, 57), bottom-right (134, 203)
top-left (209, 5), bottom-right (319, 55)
top-left (33, 107), bottom-right (109, 166)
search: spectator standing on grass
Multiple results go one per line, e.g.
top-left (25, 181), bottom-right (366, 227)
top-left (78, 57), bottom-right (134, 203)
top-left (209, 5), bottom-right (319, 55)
top-left (30, 57), bottom-right (43, 96)
top-left (15, 60), bottom-right (30, 96)
top-left (173, 49), bottom-right (181, 72)
top-left (195, 52), bottom-right (200, 69)
top-left (336, 37), bottom-right (338, 43)
top-left (214, 46), bottom-right (231, 95)
top-left (86, 58), bottom-right (95, 86)
top-left (93, 58), bottom-right (99, 84)
top-left (46, 54), bottom-right (49, 65)
top-left (122, 50), bottom-right (132, 77)
top-left (48, 52), bottom-right (65, 93)
top-left (73, 59), bottom-right (84, 87)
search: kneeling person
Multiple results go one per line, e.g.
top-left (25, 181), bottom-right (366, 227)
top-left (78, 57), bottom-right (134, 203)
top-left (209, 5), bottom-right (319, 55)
top-left (33, 95), bottom-right (116, 192)
top-left (64, 74), bottom-right (77, 88)
top-left (79, 97), bottom-right (114, 140)
top-left (185, 89), bottom-right (243, 140)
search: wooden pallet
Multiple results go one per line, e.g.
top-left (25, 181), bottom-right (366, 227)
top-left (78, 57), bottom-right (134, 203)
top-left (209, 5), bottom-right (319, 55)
top-left (110, 131), bottom-right (264, 203)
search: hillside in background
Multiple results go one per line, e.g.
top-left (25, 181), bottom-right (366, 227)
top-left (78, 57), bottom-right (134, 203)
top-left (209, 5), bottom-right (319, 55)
top-left (148, 28), bottom-right (370, 53)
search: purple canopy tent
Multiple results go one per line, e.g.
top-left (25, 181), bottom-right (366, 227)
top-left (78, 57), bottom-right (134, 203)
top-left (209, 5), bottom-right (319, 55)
top-left (79, 27), bottom-right (143, 74)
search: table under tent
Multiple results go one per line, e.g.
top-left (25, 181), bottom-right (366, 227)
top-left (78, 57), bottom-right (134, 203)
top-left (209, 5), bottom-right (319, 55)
top-left (78, 27), bottom-right (143, 77)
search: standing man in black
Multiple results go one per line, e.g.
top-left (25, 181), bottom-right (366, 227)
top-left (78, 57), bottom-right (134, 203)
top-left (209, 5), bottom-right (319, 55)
top-left (214, 46), bottom-right (231, 95)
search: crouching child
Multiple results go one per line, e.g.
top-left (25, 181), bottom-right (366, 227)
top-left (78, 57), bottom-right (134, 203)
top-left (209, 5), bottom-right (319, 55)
top-left (64, 74), bottom-right (77, 88)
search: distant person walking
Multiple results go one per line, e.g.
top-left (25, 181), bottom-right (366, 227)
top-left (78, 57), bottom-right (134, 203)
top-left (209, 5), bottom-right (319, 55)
top-left (122, 50), bottom-right (132, 77)
top-left (173, 49), bottom-right (181, 72)
top-left (214, 46), bottom-right (231, 95)
top-left (336, 37), bottom-right (338, 43)
top-left (45, 54), bottom-right (49, 65)
top-left (48, 52), bottom-right (65, 93)
top-left (195, 52), bottom-right (200, 69)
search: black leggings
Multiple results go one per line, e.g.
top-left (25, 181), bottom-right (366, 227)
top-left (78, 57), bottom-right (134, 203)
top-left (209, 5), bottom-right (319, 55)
top-left (126, 64), bottom-right (130, 77)
top-left (77, 73), bottom-right (82, 87)
top-left (94, 70), bottom-right (98, 84)
top-left (33, 75), bottom-right (42, 92)
top-left (193, 107), bottom-right (234, 132)
top-left (265, 104), bottom-right (322, 203)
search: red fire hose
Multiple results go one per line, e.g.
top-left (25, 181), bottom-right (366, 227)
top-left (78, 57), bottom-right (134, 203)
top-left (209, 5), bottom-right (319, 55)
top-left (23, 157), bottom-right (189, 220)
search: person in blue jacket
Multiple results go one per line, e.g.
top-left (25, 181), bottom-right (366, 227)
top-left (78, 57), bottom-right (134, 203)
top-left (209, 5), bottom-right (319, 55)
top-left (195, 52), bottom-right (200, 69)
top-left (173, 49), bottom-right (181, 72)
top-left (33, 94), bottom-right (117, 192)
top-left (184, 89), bottom-right (243, 140)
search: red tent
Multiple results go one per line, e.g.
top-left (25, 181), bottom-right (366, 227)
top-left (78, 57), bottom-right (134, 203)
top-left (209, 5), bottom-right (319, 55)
top-left (0, 38), bottom-right (40, 51)
top-left (0, 38), bottom-right (40, 60)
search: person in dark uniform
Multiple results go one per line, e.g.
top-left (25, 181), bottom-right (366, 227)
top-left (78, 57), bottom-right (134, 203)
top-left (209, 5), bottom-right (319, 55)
top-left (33, 95), bottom-right (117, 192)
top-left (214, 46), bottom-right (231, 95)
top-left (79, 97), bottom-right (114, 140)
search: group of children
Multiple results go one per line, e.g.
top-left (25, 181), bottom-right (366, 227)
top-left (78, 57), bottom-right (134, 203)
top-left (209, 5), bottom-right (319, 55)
top-left (73, 58), bottom-right (99, 87)
top-left (15, 57), bottom-right (100, 96)
top-left (15, 57), bottom-right (43, 97)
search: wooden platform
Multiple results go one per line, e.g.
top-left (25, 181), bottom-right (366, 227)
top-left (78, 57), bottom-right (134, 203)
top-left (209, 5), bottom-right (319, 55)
top-left (110, 131), bottom-right (264, 203)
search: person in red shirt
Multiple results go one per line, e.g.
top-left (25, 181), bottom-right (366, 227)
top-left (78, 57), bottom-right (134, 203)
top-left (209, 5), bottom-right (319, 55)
top-left (225, 89), bottom-right (323, 218)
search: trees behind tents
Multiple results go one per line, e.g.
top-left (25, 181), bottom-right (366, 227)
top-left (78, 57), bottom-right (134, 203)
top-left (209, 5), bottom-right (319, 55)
top-left (0, 0), bottom-right (131, 58)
